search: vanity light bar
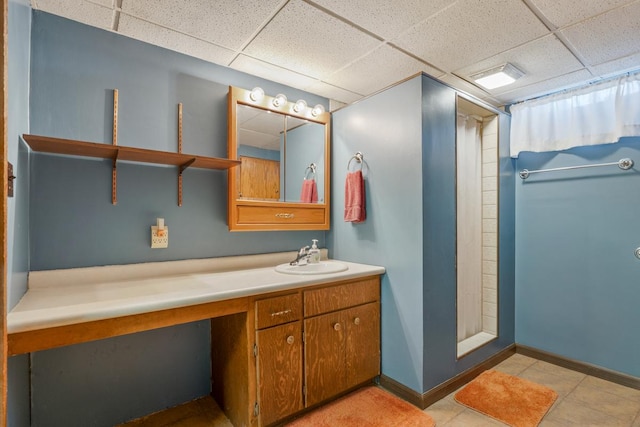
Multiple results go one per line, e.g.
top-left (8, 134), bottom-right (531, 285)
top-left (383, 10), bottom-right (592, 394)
top-left (246, 86), bottom-right (327, 120)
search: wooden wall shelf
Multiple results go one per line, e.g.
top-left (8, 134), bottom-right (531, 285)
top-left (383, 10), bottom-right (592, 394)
top-left (23, 134), bottom-right (240, 205)
top-left (23, 134), bottom-right (239, 170)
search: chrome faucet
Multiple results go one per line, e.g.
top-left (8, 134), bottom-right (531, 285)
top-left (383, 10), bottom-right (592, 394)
top-left (290, 246), bottom-right (310, 265)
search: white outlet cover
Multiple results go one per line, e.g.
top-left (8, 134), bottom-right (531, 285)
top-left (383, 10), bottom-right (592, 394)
top-left (151, 226), bottom-right (169, 249)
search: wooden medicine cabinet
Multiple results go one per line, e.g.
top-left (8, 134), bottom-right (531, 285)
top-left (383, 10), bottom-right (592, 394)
top-left (227, 86), bottom-right (331, 231)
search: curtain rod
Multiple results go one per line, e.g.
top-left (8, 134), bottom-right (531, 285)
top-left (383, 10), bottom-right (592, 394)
top-left (519, 158), bottom-right (634, 180)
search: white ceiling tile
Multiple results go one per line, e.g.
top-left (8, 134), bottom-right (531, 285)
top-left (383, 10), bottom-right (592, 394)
top-left (304, 81), bottom-right (363, 105)
top-left (34, 0), bottom-right (113, 30)
top-left (87, 0), bottom-right (113, 8)
top-left (120, 0), bottom-right (284, 50)
top-left (230, 55), bottom-right (320, 90)
top-left (309, 0), bottom-right (455, 40)
top-left (495, 69), bottom-right (594, 104)
top-left (393, 0), bottom-right (549, 72)
top-left (326, 44), bottom-right (441, 96)
top-left (560, 2), bottom-right (640, 67)
top-left (527, 0), bottom-right (633, 28)
top-left (455, 35), bottom-right (584, 95)
top-left (590, 52), bottom-right (640, 78)
top-left (243, 0), bottom-right (381, 79)
top-left (118, 15), bottom-right (236, 65)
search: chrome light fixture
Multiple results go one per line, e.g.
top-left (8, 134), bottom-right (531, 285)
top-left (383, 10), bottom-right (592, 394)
top-left (470, 63), bottom-right (524, 89)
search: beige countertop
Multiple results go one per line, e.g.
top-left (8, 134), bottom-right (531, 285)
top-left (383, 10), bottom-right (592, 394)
top-left (8, 251), bottom-right (385, 334)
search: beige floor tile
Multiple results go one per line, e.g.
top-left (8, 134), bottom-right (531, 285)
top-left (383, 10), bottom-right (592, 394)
top-left (530, 361), bottom-right (589, 382)
top-left (633, 412), bottom-right (640, 427)
top-left (565, 381), bottom-right (640, 423)
top-left (519, 363), bottom-right (585, 397)
top-left (580, 376), bottom-right (640, 400)
top-left (441, 409), bottom-right (505, 427)
top-left (546, 398), bottom-right (630, 427)
top-left (493, 353), bottom-right (538, 376)
top-left (423, 393), bottom-right (466, 425)
top-left (539, 416), bottom-right (580, 426)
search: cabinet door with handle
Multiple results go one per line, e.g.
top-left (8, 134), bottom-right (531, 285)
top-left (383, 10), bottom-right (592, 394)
top-left (256, 321), bottom-right (303, 426)
top-left (304, 312), bottom-right (346, 407)
top-left (345, 302), bottom-right (380, 388)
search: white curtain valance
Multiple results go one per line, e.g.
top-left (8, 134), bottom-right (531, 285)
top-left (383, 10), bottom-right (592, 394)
top-left (510, 71), bottom-right (640, 158)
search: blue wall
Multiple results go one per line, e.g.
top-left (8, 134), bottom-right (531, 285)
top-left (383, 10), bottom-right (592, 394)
top-left (329, 75), bottom-right (515, 394)
top-left (7, 1), bottom-right (32, 426)
top-left (10, 11), bottom-right (329, 426)
top-left (284, 122), bottom-right (325, 202)
top-left (330, 77), bottom-right (425, 391)
top-left (515, 138), bottom-right (640, 378)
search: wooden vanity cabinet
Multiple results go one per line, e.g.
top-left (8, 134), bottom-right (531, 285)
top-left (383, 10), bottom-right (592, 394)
top-left (254, 293), bottom-right (304, 426)
top-left (251, 276), bottom-right (380, 426)
top-left (303, 278), bottom-right (380, 407)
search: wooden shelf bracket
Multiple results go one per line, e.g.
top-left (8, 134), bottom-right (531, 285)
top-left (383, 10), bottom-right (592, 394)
top-left (112, 89), bottom-right (119, 205)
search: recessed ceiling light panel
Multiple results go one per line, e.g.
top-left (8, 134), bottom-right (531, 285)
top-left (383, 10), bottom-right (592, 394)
top-left (470, 63), bottom-right (524, 89)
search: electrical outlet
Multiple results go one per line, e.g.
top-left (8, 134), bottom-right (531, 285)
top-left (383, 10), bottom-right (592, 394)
top-left (151, 226), bottom-right (168, 249)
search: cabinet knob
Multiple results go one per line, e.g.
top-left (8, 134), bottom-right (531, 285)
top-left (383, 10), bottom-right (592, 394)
top-left (286, 335), bottom-right (295, 345)
top-left (354, 317), bottom-right (361, 325)
top-left (333, 323), bottom-right (341, 331)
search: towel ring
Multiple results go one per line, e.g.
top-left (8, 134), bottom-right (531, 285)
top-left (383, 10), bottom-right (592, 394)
top-left (347, 152), bottom-right (364, 171)
top-left (304, 163), bottom-right (317, 179)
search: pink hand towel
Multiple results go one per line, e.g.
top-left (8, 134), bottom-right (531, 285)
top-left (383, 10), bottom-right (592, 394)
top-left (300, 179), bottom-right (318, 203)
top-left (344, 170), bottom-right (366, 222)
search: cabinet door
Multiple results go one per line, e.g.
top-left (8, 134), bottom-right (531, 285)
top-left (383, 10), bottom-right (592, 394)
top-left (345, 302), bottom-right (380, 388)
top-left (256, 322), bottom-right (303, 426)
top-left (304, 311), bottom-right (346, 407)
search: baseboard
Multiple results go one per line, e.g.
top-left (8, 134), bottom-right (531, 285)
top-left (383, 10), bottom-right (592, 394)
top-left (379, 344), bottom-right (516, 409)
top-left (516, 344), bottom-right (640, 390)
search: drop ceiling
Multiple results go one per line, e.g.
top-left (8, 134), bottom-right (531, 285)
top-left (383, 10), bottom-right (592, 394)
top-left (30, 0), bottom-right (640, 108)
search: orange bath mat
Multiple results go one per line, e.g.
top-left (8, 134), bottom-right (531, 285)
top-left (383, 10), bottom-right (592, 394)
top-left (455, 369), bottom-right (558, 427)
top-left (286, 386), bottom-right (435, 427)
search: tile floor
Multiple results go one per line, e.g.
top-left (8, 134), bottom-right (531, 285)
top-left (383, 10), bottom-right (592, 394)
top-left (424, 354), bottom-right (640, 427)
top-left (123, 354), bottom-right (640, 426)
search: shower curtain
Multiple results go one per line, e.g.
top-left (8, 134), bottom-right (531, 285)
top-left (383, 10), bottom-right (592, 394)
top-left (456, 115), bottom-right (483, 342)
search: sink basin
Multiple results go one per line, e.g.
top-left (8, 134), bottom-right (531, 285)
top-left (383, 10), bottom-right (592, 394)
top-left (275, 261), bottom-right (348, 275)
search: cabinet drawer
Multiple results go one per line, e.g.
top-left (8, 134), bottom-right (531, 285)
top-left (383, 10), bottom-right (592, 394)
top-left (255, 293), bottom-right (302, 329)
top-left (304, 277), bottom-right (380, 317)
top-left (236, 205), bottom-right (326, 225)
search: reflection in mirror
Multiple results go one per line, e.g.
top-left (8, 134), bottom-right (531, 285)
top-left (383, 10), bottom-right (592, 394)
top-left (284, 117), bottom-right (325, 203)
top-left (236, 105), bottom-right (325, 203)
top-left (237, 104), bottom-right (284, 201)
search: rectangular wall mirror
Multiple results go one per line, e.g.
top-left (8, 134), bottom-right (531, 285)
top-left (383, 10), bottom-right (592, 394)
top-left (227, 86), bottom-right (331, 231)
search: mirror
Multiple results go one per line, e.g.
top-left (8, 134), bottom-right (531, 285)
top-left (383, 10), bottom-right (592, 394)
top-left (228, 86), bottom-right (330, 231)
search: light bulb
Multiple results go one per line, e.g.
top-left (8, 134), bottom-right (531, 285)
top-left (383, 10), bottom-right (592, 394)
top-left (311, 104), bottom-right (325, 117)
top-left (293, 99), bottom-right (307, 113)
top-left (249, 87), bottom-right (264, 102)
top-left (272, 93), bottom-right (287, 107)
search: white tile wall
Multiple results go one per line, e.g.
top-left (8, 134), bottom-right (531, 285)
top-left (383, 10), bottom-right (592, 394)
top-left (482, 116), bottom-right (498, 336)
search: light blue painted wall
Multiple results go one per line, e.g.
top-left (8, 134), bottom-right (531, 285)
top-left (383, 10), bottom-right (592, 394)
top-left (31, 323), bottom-right (210, 426)
top-left (329, 77), bottom-right (426, 392)
top-left (284, 122), bottom-right (325, 202)
top-left (329, 75), bottom-right (515, 394)
top-left (16, 11), bottom-right (330, 426)
top-left (515, 137), bottom-right (640, 378)
top-left (237, 144), bottom-right (280, 161)
top-left (7, 1), bottom-right (32, 426)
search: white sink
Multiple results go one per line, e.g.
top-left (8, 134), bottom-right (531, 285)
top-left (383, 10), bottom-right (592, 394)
top-left (275, 261), bottom-right (348, 275)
